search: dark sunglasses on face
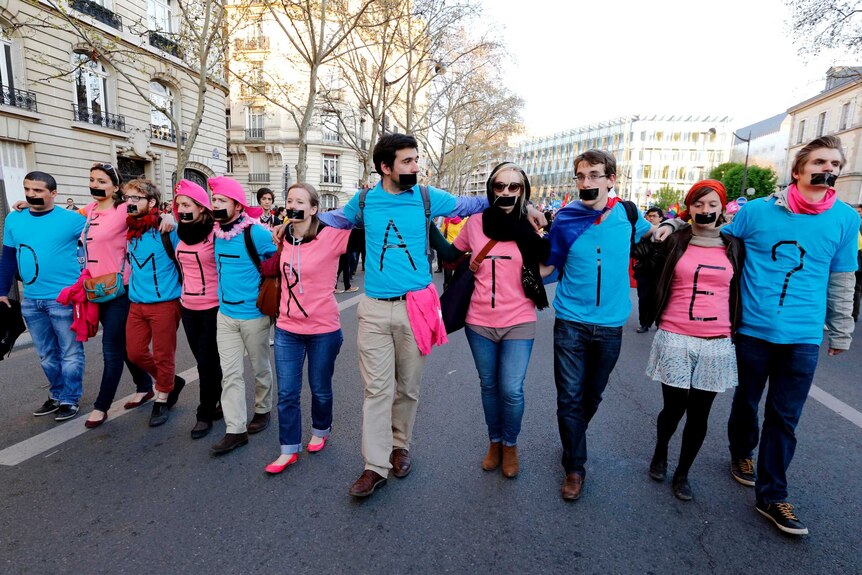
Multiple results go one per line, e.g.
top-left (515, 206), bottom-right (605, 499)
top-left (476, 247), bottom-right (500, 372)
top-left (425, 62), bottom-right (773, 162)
top-left (492, 182), bottom-right (523, 192)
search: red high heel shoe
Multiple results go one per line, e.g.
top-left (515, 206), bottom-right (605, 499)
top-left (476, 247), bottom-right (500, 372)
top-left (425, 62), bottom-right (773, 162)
top-left (265, 453), bottom-right (298, 474)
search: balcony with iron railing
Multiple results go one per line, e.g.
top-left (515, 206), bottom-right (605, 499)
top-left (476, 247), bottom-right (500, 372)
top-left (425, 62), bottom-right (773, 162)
top-left (150, 124), bottom-right (188, 145)
top-left (248, 173), bottom-right (270, 183)
top-left (322, 130), bottom-right (341, 143)
top-left (1, 85), bottom-right (37, 112)
top-left (245, 128), bottom-right (265, 140)
top-left (239, 83), bottom-right (269, 98)
top-left (149, 31), bottom-right (183, 59)
top-left (70, 0), bottom-right (123, 30)
top-left (234, 37), bottom-right (270, 51)
top-left (73, 105), bottom-right (126, 131)
top-left (320, 175), bottom-right (342, 185)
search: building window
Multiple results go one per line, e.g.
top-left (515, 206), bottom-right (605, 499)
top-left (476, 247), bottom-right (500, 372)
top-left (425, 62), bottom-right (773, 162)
top-left (321, 112), bottom-right (340, 142)
top-left (1, 28), bottom-right (37, 112)
top-left (643, 165), bottom-right (651, 179)
top-left (248, 151), bottom-right (269, 183)
top-left (321, 193), bottom-right (338, 210)
top-left (661, 166), bottom-right (670, 179)
top-left (322, 154), bottom-right (340, 184)
top-left (72, 52), bottom-right (124, 130)
top-left (816, 112), bottom-right (827, 137)
top-left (148, 0), bottom-right (173, 33)
top-left (245, 106), bottom-right (265, 139)
top-left (796, 119), bottom-right (806, 144)
top-left (839, 102), bottom-right (852, 131)
top-left (149, 81), bottom-right (180, 142)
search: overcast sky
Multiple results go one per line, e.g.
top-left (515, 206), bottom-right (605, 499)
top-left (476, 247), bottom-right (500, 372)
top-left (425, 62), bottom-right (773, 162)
top-left (478, 0), bottom-right (845, 138)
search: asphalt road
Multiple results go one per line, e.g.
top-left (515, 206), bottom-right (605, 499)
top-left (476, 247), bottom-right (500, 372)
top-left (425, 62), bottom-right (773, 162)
top-left (0, 277), bottom-right (860, 574)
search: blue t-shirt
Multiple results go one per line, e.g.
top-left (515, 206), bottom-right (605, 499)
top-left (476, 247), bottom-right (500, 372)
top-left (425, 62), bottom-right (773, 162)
top-left (343, 184), bottom-right (457, 298)
top-left (2, 208), bottom-right (85, 300)
top-left (722, 197), bottom-right (859, 345)
top-left (553, 202), bottom-right (651, 327)
top-left (127, 229), bottom-right (181, 303)
top-left (213, 222), bottom-right (276, 319)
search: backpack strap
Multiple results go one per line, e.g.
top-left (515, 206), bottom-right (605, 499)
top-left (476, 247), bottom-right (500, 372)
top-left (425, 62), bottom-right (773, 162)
top-left (243, 225), bottom-right (262, 273)
top-left (357, 188), bottom-right (369, 225)
top-left (161, 232), bottom-right (182, 282)
top-left (621, 200), bottom-right (639, 249)
top-left (419, 185), bottom-right (433, 272)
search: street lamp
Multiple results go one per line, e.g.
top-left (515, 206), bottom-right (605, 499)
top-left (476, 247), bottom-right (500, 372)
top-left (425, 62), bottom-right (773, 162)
top-left (733, 130), bottom-right (752, 198)
top-left (381, 60), bottom-right (446, 134)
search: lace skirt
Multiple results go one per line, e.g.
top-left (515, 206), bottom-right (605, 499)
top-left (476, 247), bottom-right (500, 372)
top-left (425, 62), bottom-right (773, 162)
top-left (646, 329), bottom-right (738, 392)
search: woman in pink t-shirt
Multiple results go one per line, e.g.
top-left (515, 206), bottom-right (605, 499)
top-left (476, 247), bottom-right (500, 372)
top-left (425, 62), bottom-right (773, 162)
top-left (173, 180), bottom-right (222, 440)
top-left (265, 183), bottom-right (357, 474)
top-left (449, 162), bottom-right (550, 479)
top-left (83, 163), bottom-right (155, 428)
top-left (645, 180), bottom-right (745, 501)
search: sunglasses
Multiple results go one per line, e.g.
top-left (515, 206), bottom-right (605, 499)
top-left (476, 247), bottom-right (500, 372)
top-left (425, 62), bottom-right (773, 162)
top-left (92, 163), bottom-right (120, 183)
top-left (492, 182), bottom-right (523, 192)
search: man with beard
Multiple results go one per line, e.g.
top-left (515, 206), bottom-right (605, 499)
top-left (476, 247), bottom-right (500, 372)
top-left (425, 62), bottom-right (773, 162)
top-left (0, 172), bottom-right (85, 421)
top-left (542, 150), bottom-right (653, 501)
top-left (123, 179), bottom-right (184, 427)
top-left (208, 176), bottom-right (276, 455)
top-left (173, 179), bottom-right (222, 439)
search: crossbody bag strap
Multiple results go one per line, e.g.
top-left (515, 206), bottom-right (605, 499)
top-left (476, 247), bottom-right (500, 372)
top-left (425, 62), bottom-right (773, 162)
top-left (469, 239), bottom-right (498, 272)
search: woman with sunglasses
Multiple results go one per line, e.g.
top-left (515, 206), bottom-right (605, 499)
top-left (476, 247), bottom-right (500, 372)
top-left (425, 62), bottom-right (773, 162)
top-left (80, 163), bottom-right (156, 428)
top-left (645, 180), bottom-right (744, 500)
top-left (440, 163), bottom-right (550, 478)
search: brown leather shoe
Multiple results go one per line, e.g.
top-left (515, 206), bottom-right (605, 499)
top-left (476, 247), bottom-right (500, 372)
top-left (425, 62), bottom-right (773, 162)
top-left (482, 442), bottom-right (502, 471)
top-left (561, 473), bottom-right (584, 500)
top-left (390, 448), bottom-right (412, 478)
top-left (501, 445), bottom-right (519, 478)
top-left (348, 470), bottom-right (387, 497)
top-left (211, 432), bottom-right (249, 455)
top-left (247, 412), bottom-right (271, 434)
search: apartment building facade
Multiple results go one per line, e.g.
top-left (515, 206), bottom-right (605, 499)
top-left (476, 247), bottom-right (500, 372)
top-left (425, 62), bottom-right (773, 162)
top-left (516, 115), bottom-right (733, 208)
top-left (786, 67), bottom-right (861, 203)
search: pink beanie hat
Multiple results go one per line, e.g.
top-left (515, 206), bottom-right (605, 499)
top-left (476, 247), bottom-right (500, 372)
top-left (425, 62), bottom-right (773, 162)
top-left (173, 179), bottom-right (211, 213)
top-left (207, 176), bottom-right (263, 219)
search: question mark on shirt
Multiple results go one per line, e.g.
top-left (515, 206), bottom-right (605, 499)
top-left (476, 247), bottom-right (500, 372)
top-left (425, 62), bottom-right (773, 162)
top-left (771, 241), bottom-right (806, 308)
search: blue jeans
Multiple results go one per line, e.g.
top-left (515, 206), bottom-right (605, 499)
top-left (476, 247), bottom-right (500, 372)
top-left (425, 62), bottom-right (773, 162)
top-left (93, 293), bottom-right (152, 412)
top-left (20, 298), bottom-right (85, 405)
top-left (273, 327), bottom-right (343, 455)
top-left (464, 327), bottom-right (534, 446)
top-left (727, 334), bottom-right (819, 505)
top-left (553, 318), bottom-right (623, 475)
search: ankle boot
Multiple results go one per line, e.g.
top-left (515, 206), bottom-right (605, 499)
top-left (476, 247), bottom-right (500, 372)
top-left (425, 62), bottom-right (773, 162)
top-left (501, 445), bottom-right (519, 478)
top-left (482, 442), bottom-right (502, 471)
top-left (649, 449), bottom-right (668, 482)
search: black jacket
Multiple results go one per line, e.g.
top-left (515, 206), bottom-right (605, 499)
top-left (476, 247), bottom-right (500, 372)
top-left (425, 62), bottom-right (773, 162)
top-left (649, 227), bottom-right (746, 337)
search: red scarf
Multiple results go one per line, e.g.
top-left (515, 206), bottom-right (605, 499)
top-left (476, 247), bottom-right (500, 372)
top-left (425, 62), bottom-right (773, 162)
top-left (127, 210), bottom-right (161, 241)
top-left (593, 196), bottom-right (620, 225)
top-left (786, 183), bottom-right (836, 215)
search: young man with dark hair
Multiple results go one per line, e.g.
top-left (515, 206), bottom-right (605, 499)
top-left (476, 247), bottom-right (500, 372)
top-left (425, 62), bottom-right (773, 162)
top-left (0, 172), bottom-right (86, 421)
top-left (634, 206), bottom-right (664, 332)
top-left (543, 149), bottom-right (653, 501)
top-left (256, 187), bottom-right (282, 229)
top-left (123, 179), bottom-right (184, 427)
top-left (721, 135), bottom-right (858, 535)
top-left (338, 133), bottom-right (544, 497)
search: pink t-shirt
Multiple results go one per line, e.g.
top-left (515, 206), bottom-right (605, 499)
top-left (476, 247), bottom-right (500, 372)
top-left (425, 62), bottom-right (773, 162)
top-left (453, 214), bottom-right (536, 328)
top-left (659, 245), bottom-right (733, 337)
top-left (177, 232), bottom-right (219, 310)
top-left (83, 201), bottom-right (131, 284)
top-left (276, 226), bottom-right (351, 335)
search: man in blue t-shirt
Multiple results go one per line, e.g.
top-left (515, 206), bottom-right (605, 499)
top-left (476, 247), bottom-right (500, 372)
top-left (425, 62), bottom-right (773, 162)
top-left (0, 171), bottom-right (85, 421)
top-left (123, 179), bottom-right (184, 428)
top-left (544, 150), bottom-right (652, 502)
top-left (208, 176), bottom-right (277, 455)
top-left (722, 136), bottom-right (859, 536)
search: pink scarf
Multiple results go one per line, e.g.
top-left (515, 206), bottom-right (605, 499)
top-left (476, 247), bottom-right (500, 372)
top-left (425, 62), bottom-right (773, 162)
top-left (786, 183), bottom-right (836, 215)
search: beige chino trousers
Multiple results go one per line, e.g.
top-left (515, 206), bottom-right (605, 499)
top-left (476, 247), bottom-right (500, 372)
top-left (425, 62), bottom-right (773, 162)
top-left (357, 296), bottom-right (427, 476)
top-left (216, 312), bottom-right (273, 434)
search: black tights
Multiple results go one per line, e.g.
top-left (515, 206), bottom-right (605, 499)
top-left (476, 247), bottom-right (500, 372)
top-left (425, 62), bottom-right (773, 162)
top-left (653, 384), bottom-right (717, 477)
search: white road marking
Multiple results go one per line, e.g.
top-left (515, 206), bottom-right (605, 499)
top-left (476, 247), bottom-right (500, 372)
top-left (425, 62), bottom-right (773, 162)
top-left (337, 293), bottom-right (363, 311)
top-left (809, 385), bottom-right (862, 429)
top-left (0, 367), bottom-right (199, 467)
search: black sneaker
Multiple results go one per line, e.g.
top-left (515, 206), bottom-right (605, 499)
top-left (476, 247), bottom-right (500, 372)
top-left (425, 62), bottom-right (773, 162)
top-left (33, 399), bottom-right (60, 417)
top-left (149, 402), bottom-right (169, 427)
top-left (756, 502), bottom-right (809, 535)
top-left (731, 458), bottom-right (756, 486)
top-left (672, 474), bottom-right (693, 501)
top-left (649, 455), bottom-right (667, 482)
top-left (55, 404), bottom-right (79, 422)
top-left (636, 325), bottom-right (649, 333)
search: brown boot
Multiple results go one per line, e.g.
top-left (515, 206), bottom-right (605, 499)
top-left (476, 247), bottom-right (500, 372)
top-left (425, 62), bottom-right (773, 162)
top-left (501, 445), bottom-right (519, 478)
top-left (482, 442), bottom-right (502, 471)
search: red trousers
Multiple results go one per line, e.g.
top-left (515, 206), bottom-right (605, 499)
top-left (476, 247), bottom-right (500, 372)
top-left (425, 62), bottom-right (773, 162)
top-left (126, 300), bottom-right (181, 394)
